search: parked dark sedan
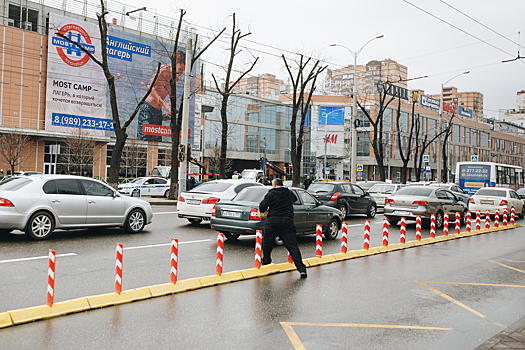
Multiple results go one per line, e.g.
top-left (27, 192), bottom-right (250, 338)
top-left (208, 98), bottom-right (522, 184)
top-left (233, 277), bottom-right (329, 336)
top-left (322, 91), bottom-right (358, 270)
top-left (210, 186), bottom-right (343, 241)
top-left (307, 182), bottom-right (377, 218)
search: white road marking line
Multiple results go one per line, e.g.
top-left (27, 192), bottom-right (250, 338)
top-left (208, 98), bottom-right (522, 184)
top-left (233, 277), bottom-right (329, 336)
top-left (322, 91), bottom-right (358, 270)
top-left (123, 239), bottom-right (213, 251)
top-left (0, 253), bottom-right (77, 264)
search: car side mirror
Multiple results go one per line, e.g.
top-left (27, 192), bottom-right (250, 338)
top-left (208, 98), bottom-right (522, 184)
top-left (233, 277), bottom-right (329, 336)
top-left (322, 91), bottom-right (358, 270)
top-left (317, 200), bottom-right (323, 206)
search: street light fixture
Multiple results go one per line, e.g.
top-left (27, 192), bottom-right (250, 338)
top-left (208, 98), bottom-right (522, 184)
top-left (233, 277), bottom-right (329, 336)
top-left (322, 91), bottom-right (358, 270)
top-left (437, 70), bottom-right (469, 183)
top-left (330, 35), bottom-right (384, 182)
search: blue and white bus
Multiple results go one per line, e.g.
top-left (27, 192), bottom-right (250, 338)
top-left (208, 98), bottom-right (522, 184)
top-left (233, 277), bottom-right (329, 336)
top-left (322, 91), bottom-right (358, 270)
top-left (455, 162), bottom-right (523, 195)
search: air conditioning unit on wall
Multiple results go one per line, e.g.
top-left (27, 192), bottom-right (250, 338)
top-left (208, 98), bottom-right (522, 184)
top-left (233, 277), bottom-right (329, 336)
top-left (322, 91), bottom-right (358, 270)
top-left (6, 18), bottom-right (15, 27)
top-left (22, 21), bottom-right (32, 31)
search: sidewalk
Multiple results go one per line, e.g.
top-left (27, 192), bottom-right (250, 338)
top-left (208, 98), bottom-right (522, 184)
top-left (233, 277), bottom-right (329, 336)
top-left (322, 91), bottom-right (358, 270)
top-left (474, 316), bottom-right (525, 349)
top-left (141, 197), bottom-right (177, 206)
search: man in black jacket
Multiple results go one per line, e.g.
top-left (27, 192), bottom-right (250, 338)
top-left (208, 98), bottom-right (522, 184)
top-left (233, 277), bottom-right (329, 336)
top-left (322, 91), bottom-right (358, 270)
top-left (259, 178), bottom-right (307, 278)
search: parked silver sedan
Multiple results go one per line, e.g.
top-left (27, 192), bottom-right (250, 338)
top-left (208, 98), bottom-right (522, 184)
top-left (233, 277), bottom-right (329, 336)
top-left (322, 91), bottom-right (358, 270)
top-left (384, 186), bottom-right (468, 229)
top-left (368, 183), bottom-right (405, 208)
top-left (0, 175), bottom-right (153, 240)
top-left (428, 183), bottom-right (470, 206)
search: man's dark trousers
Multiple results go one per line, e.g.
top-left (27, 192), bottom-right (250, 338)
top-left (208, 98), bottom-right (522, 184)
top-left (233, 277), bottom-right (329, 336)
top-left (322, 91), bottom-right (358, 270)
top-left (262, 217), bottom-right (306, 273)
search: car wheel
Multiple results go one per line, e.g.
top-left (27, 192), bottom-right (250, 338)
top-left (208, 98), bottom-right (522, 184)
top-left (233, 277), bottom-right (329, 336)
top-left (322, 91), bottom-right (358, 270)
top-left (125, 209), bottom-right (146, 233)
top-left (435, 211), bottom-right (444, 229)
top-left (338, 205), bottom-right (347, 218)
top-left (131, 189), bottom-right (140, 197)
top-left (223, 232), bottom-right (240, 240)
top-left (0, 229), bottom-right (12, 235)
top-left (164, 190), bottom-right (169, 198)
top-left (367, 204), bottom-right (376, 218)
top-left (325, 218), bottom-right (339, 240)
top-left (188, 218), bottom-right (202, 226)
top-left (25, 211), bottom-right (54, 240)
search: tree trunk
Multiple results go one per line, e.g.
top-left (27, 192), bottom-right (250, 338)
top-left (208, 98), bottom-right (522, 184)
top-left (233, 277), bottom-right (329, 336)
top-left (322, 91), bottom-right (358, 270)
top-left (219, 98), bottom-right (229, 179)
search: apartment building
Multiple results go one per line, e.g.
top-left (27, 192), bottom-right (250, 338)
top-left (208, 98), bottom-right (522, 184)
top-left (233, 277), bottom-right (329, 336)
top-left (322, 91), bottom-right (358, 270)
top-left (429, 87), bottom-right (484, 120)
top-left (324, 59), bottom-right (408, 95)
top-left (232, 73), bottom-right (285, 100)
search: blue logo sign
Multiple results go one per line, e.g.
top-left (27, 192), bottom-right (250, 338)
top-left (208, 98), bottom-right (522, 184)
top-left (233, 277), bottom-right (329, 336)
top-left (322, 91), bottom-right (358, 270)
top-left (422, 155), bottom-right (429, 162)
top-left (106, 35), bottom-right (151, 62)
top-left (319, 106), bottom-right (344, 125)
top-left (419, 95), bottom-right (440, 111)
top-left (426, 165), bottom-right (431, 172)
top-left (471, 155), bottom-right (478, 162)
top-left (357, 164), bottom-right (363, 172)
top-left (458, 106), bottom-right (473, 119)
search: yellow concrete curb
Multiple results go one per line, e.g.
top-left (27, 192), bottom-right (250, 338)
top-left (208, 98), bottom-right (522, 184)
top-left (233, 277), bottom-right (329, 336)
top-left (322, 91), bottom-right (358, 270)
top-left (88, 288), bottom-right (151, 309)
top-left (2, 222), bottom-right (521, 329)
top-left (241, 264), bottom-right (279, 279)
top-left (0, 312), bottom-right (13, 328)
top-left (148, 278), bottom-right (202, 298)
top-left (10, 298), bottom-right (90, 324)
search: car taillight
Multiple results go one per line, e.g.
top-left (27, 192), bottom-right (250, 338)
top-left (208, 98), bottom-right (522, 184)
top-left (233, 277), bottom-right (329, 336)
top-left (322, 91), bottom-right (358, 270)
top-left (413, 200), bottom-right (429, 206)
top-left (212, 205), bottom-right (216, 217)
top-left (469, 198), bottom-right (475, 204)
top-left (330, 192), bottom-right (341, 201)
top-left (385, 198), bottom-right (394, 204)
top-left (500, 199), bottom-right (508, 205)
top-left (249, 208), bottom-right (262, 220)
top-left (178, 195), bottom-right (185, 202)
top-left (0, 198), bottom-right (13, 207)
top-left (202, 197), bottom-right (220, 204)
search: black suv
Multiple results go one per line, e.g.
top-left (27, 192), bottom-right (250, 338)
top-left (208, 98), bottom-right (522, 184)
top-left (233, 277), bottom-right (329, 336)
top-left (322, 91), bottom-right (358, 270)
top-left (307, 182), bottom-right (377, 218)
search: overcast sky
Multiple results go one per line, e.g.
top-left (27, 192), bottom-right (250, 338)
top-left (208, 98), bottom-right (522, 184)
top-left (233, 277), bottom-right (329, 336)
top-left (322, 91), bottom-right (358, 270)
top-left (123, 0), bottom-right (524, 119)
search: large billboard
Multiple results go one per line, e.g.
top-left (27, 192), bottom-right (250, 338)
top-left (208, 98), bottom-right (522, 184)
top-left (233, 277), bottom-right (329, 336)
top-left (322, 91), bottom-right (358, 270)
top-left (420, 94), bottom-right (440, 111)
top-left (458, 106), bottom-right (473, 118)
top-left (319, 106), bottom-right (344, 125)
top-left (46, 13), bottom-right (195, 143)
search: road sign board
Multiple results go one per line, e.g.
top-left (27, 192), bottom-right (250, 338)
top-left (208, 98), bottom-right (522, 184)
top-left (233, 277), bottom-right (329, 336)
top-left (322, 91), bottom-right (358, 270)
top-left (423, 155), bottom-right (429, 162)
top-left (426, 165), bottom-right (431, 172)
top-left (357, 164), bottom-right (363, 172)
top-left (471, 155), bottom-right (478, 162)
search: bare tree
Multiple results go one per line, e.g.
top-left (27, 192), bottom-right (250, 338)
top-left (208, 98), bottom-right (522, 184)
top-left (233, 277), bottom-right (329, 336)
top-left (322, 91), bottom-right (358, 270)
top-left (441, 115), bottom-right (455, 182)
top-left (60, 128), bottom-right (99, 176)
top-left (207, 143), bottom-right (233, 175)
top-left (282, 54), bottom-right (327, 187)
top-left (56, 0), bottom-right (162, 189)
top-left (122, 139), bottom-right (147, 178)
top-left (0, 133), bottom-right (34, 174)
top-left (395, 95), bottom-right (417, 183)
top-left (212, 13), bottom-right (258, 179)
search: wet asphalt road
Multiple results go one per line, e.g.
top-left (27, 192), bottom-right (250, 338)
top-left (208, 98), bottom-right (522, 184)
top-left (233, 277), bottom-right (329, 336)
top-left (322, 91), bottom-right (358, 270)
top-left (1, 208), bottom-right (525, 349)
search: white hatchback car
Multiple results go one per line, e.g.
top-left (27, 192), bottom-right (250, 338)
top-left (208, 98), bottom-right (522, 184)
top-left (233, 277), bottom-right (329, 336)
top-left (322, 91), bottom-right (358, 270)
top-left (469, 187), bottom-right (524, 218)
top-left (118, 177), bottom-right (170, 198)
top-left (177, 179), bottom-right (263, 225)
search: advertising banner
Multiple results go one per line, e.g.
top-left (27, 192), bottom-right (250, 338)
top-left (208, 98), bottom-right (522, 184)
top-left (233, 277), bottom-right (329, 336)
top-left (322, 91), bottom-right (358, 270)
top-left (458, 106), bottom-right (473, 118)
top-left (46, 13), bottom-right (195, 143)
top-left (419, 95), bottom-right (440, 111)
top-left (319, 106), bottom-right (344, 125)
top-left (458, 164), bottom-right (491, 195)
top-left (316, 127), bottom-right (344, 157)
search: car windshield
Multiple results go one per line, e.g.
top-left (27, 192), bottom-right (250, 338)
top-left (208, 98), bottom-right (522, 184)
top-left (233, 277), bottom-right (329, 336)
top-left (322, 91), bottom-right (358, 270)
top-left (394, 187), bottom-right (433, 197)
top-left (308, 184), bottom-right (335, 192)
top-left (475, 189), bottom-right (507, 197)
top-left (233, 187), bottom-right (270, 202)
top-left (130, 178), bottom-right (144, 183)
top-left (192, 182), bottom-right (233, 193)
top-left (0, 177), bottom-right (32, 191)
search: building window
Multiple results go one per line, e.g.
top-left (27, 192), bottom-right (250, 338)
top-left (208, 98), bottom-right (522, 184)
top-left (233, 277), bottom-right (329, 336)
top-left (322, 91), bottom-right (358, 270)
top-left (357, 132), bottom-right (370, 157)
top-left (8, 4), bottom-right (38, 32)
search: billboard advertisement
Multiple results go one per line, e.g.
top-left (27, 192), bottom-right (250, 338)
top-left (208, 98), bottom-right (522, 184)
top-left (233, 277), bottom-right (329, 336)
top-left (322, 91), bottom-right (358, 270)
top-left (458, 163), bottom-right (491, 195)
top-left (316, 128), bottom-right (344, 157)
top-left (458, 106), bottom-right (473, 119)
top-left (319, 106), bottom-right (344, 125)
top-left (419, 94), bottom-right (440, 110)
top-left (46, 13), bottom-right (195, 143)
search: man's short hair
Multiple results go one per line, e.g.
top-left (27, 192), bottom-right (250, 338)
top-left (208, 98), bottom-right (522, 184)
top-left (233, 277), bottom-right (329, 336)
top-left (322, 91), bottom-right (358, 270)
top-left (273, 178), bottom-right (283, 186)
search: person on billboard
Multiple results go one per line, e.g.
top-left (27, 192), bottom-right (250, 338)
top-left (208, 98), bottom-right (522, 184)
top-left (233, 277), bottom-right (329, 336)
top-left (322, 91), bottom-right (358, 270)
top-left (137, 49), bottom-right (185, 142)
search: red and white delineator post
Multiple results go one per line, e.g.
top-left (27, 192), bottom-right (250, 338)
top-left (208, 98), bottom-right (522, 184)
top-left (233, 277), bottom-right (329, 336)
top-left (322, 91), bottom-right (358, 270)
top-left (416, 216), bottom-right (422, 241)
top-left (316, 224), bottom-right (323, 257)
top-left (47, 249), bottom-right (56, 307)
top-left (254, 230), bottom-right (262, 269)
top-left (485, 210), bottom-right (491, 229)
top-left (364, 220), bottom-right (371, 250)
top-left (466, 211), bottom-right (471, 232)
top-left (455, 212), bottom-right (461, 234)
top-left (511, 207), bottom-right (515, 225)
top-left (400, 217), bottom-right (406, 244)
top-left (495, 209), bottom-right (500, 228)
top-left (443, 213), bottom-right (449, 236)
top-left (430, 214), bottom-right (436, 238)
top-left (170, 239), bottom-right (178, 284)
top-left (382, 218), bottom-right (389, 247)
top-left (341, 222), bottom-right (348, 253)
top-left (476, 210), bottom-right (481, 230)
top-left (216, 233), bottom-right (224, 276)
top-left (115, 243), bottom-right (123, 294)
top-left (503, 208), bottom-right (508, 226)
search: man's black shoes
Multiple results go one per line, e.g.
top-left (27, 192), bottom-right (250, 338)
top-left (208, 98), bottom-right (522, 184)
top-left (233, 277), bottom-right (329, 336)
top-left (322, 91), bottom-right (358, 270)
top-left (300, 272), bottom-right (307, 279)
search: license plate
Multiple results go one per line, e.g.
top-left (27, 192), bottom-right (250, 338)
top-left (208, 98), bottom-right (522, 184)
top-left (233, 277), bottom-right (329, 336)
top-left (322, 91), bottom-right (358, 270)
top-left (480, 200), bottom-right (493, 205)
top-left (393, 211), bottom-right (412, 216)
top-left (186, 199), bottom-right (201, 205)
top-left (222, 211), bottom-right (241, 218)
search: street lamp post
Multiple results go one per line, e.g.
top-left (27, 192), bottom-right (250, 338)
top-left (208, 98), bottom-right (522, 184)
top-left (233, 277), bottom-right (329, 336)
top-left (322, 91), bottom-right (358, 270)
top-left (330, 35), bottom-right (383, 182)
top-left (437, 71), bottom-right (469, 183)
